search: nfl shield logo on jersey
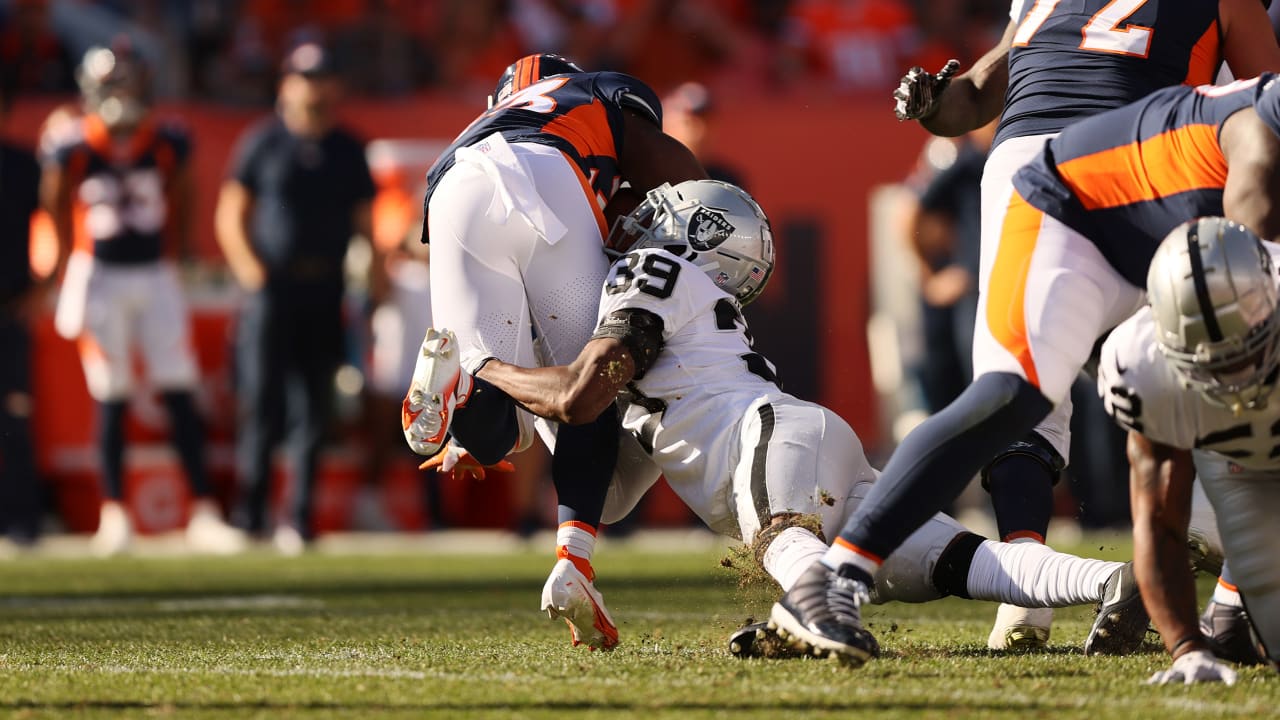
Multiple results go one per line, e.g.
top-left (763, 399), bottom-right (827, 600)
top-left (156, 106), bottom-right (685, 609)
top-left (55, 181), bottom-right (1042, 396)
top-left (688, 208), bottom-right (735, 251)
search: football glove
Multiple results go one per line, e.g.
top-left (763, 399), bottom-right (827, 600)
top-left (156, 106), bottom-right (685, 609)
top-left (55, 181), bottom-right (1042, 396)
top-left (1146, 649), bottom-right (1238, 686)
top-left (893, 59), bottom-right (961, 121)
top-left (542, 556), bottom-right (620, 650)
top-left (418, 440), bottom-right (515, 481)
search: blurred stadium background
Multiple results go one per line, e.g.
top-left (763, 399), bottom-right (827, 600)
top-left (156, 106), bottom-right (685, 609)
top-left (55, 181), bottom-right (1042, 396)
top-left (4, 0), bottom-right (1275, 547)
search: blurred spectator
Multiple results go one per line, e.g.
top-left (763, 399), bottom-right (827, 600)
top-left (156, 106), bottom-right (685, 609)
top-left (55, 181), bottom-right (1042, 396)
top-left (606, 0), bottom-right (745, 92)
top-left (0, 0), bottom-right (75, 93)
top-left (41, 40), bottom-right (246, 556)
top-left (904, 122), bottom-right (990, 414)
top-left (662, 81), bottom-right (746, 188)
top-left (215, 42), bottom-right (376, 553)
top-left (0, 71), bottom-right (44, 546)
top-left (434, 0), bottom-right (526, 99)
top-left (779, 0), bottom-right (920, 92)
top-left (332, 0), bottom-right (435, 96)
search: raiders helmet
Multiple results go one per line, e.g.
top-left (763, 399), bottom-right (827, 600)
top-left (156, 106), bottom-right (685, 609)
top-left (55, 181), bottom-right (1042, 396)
top-left (1147, 217), bottom-right (1280, 413)
top-left (489, 53), bottom-right (584, 108)
top-left (77, 39), bottom-right (150, 130)
top-left (607, 180), bottom-right (775, 305)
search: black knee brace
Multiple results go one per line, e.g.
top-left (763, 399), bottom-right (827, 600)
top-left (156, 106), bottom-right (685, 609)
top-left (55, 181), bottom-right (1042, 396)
top-left (980, 431), bottom-right (1065, 492)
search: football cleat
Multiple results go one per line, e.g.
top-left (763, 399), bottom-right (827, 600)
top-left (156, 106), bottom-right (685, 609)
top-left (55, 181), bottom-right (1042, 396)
top-left (402, 328), bottom-right (472, 457)
top-left (542, 557), bottom-right (619, 650)
top-left (185, 499), bottom-right (248, 555)
top-left (767, 562), bottom-right (879, 668)
top-left (1200, 599), bottom-right (1264, 666)
top-left (1085, 562), bottom-right (1150, 655)
top-left (988, 604), bottom-right (1052, 651)
top-left (90, 500), bottom-right (133, 557)
top-left (728, 622), bottom-right (807, 659)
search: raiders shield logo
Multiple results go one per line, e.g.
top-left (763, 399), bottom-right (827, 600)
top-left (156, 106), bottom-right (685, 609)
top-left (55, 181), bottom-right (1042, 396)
top-left (688, 208), bottom-right (735, 251)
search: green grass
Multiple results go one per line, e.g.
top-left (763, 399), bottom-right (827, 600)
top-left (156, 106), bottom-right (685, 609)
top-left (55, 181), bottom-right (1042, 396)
top-left (0, 534), bottom-right (1275, 719)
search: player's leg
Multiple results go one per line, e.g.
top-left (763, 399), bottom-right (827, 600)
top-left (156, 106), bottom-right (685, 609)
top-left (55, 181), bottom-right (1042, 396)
top-left (776, 195), bottom-right (1144, 661)
top-left (1194, 453), bottom-right (1274, 666)
top-left (78, 265), bottom-right (136, 556)
top-left (233, 291), bottom-right (287, 536)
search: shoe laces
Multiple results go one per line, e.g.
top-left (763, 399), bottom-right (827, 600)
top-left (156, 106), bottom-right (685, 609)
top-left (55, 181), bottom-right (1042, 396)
top-left (826, 573), bottom-right (870, 626)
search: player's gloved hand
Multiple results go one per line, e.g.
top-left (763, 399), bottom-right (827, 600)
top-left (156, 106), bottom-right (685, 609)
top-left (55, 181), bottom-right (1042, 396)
top-left (541, 554), bottom-right (620, 650)
top-left (893, 59), bottom-right (961, 121)
top-left (418, 441), bottom-right (515, 480)
top-left (1146, 649), bottom-right (1238, 686)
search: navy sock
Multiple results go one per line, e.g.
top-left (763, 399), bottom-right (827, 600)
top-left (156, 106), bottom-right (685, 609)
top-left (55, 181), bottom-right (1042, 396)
top-left (553, 403), bottom-right (620, 528)
top-left (987, 453), bottom-right (1055, 542)
top-left (450, 376), bottom-right (519, 466)
top-left (162, 390), bottom-right (211, 497)
top-left (98, 400), bottom-right (128, 501)
top-left (838, 372), bottom-right (1052, 558)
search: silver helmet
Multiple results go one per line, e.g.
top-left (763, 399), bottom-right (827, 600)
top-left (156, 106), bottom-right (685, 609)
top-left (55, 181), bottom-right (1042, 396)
top-left (606, 179), bottom-right (774, 304)
top-left (1147, 217), bottom-right (1280, 413)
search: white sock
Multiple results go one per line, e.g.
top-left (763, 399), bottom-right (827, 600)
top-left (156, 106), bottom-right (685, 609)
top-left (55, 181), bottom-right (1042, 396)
top-left (967, 539), bottom-right (1121, 607)
top-left (1213, 577), bottom-right (1243, 608)
top-left (821, 537), bottom-right (881, 579)
top-left (556, 521), bottom-right (596, 561)
top-left (763, 527), bottom-right (829, 591)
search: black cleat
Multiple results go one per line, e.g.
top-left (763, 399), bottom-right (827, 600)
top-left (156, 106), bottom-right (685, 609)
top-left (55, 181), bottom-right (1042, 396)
top-left (1084, 562), bottom-right (1150, 656)
top-left (727, 622), bottom-right (807, 659)
top-left (1201, 599), bottom-right (1264, 666)
top-left (767, 562), bottom-right (879, 668)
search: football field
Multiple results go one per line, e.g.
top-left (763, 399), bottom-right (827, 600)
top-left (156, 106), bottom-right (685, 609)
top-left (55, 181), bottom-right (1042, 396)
top-left (0, 532), bottom-right (1275, 719)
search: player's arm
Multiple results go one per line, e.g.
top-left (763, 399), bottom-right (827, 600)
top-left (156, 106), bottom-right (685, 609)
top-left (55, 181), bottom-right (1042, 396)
top-left (1127, 431), bottom-right (1207, 658)
top-left (475, 336), bottom-right (637, 425)
top-left (618, 109), bottom-right (708, 194)
top-left (911, 21), bottom-right (1013, 137)
top-left (1218, 0), bottom-right (1280, 79)
top-left (39, 158), bottom-right (73, 280)
top-left (1221, 109), bottom-right (1280, 242)
top-left (214, 180), bottom-right (265, 291)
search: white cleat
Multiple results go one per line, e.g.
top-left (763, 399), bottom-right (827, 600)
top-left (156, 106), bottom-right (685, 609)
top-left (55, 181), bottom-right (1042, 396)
top-left (988, 603), bottom-right (1052, 650)
top-left (185, 499), bottom-right (248, 555)
top-left (402, 328), bottom-right (472, 457)
top-left (272, 525), bottom-right (307, 557)
top-left (541, 558), bottom-right (620, 650)
top-left (90, 500), bottom-right (134, 558)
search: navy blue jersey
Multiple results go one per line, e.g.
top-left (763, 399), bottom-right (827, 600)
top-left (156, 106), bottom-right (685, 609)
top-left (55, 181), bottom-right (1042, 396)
top-left (1012, 74), bottom-right (1280, 285)
top-left (995, 0), bottom-right (1223, 148)
top-left (423, 71), bottom-right (662, 239)
top-left (50, 114), bottom-right (189, 264)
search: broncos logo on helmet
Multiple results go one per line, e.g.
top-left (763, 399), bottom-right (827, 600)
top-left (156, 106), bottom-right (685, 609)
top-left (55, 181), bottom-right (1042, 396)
top-left (489, 53), bottom-right (585, 108)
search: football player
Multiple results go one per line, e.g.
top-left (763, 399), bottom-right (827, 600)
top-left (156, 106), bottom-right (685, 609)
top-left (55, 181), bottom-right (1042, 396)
top-left (401, 54), bottom-right (707, 648)
top-left (780, 72), bottom-right (1280, 666)
top-left (1098, 218), bottom-right (1280, 683)
top-left (42, 41), bottom-right (245, 556)
top-left (892, 0), bottom-right (1280, 649)
top-left (415, 180), bottom-right (1151, 659)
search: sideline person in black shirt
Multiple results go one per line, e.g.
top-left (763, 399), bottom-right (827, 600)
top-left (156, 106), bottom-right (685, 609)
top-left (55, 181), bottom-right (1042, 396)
top-left (215, 42), bottom-right (376, 553)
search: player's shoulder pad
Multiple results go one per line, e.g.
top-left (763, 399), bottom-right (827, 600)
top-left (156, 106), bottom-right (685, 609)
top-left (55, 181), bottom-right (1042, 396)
top-left (154, 118), bottom-right (193, 157)
top-left (591, 71), bottom-right (663, 127)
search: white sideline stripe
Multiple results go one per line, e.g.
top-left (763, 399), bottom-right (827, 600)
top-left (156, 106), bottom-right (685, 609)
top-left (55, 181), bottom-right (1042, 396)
top-left (1, 594), bottom-right (322, 612)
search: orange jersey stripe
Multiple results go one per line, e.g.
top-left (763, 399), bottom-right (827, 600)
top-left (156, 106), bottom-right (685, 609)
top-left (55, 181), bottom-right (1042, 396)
top-left (1056, 123), bottom-right (1228, 211)
top-left (988, 191), bottom-right (1044, 388)
top-left (541, 99), bottom-right (617, 166)
top-left (1183, 20), bottom-right (1221, 87)
top-left (564, 157), bottom-right (608, 238)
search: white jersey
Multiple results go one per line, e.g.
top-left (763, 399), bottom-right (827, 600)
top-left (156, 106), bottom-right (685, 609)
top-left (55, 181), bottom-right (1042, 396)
top-left (598, 248), bottom-right (786, 533)
top-left (1098, 306), bottom-right (1280, 471)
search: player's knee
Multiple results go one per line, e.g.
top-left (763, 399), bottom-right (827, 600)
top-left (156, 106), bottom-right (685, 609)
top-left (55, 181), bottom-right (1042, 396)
top-left (980, 431), bottom-right (1065, 492)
